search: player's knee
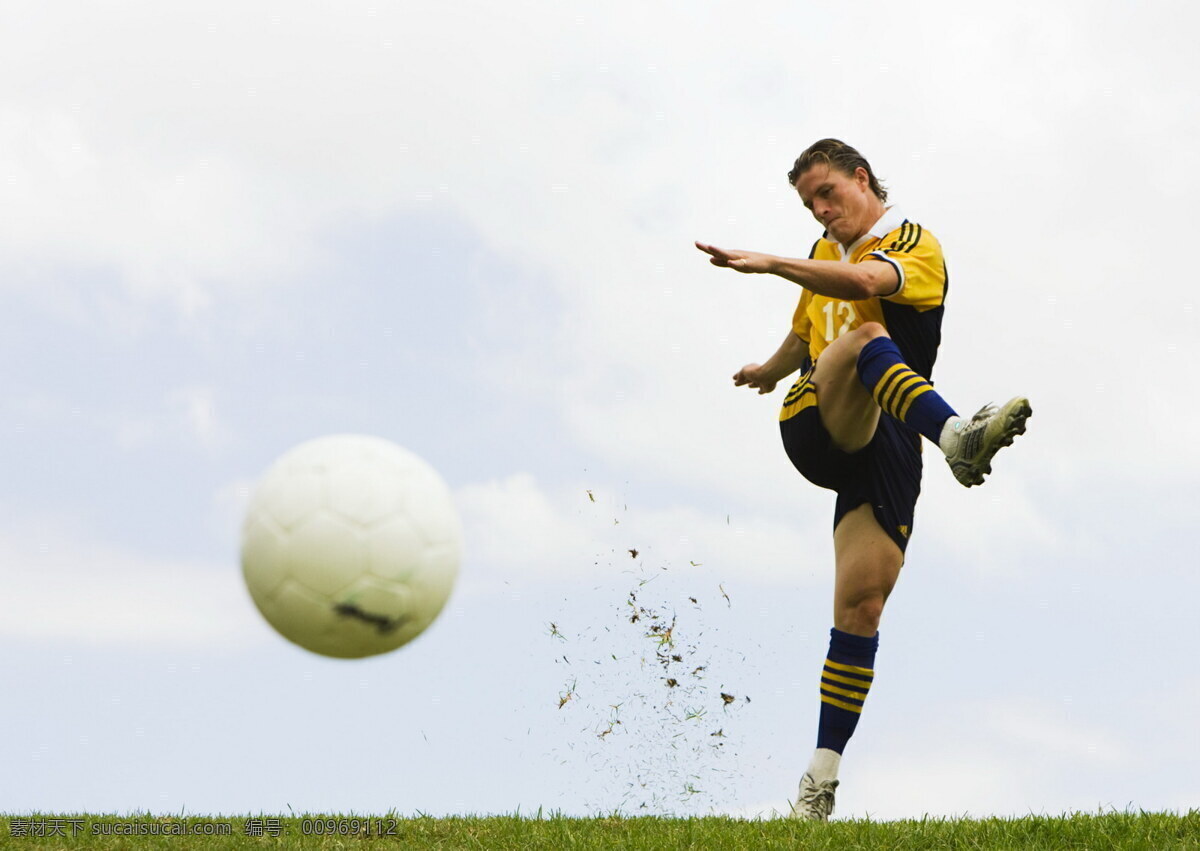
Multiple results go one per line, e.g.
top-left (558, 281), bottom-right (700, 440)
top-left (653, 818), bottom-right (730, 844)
top-left (825, 322), bottom-right (888, 361)
top-left (837, 594), bottom-right (885, 634)
top-left (854, 597), bottom-right (885, 631)
top-left (853, 322), bottom-right (888, 343)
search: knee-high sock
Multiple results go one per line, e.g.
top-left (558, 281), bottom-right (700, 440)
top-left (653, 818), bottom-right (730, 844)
top-left (816, 628), bottom-right (878, 754)
top-left (856, 336), bottom-right (956, 444)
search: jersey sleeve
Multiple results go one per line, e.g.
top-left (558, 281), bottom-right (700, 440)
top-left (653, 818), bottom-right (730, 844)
top-left (864, 223), bottom-right (946, 309)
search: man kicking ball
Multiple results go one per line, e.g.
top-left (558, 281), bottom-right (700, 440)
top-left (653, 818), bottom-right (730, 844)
top-left (696, 138), bottom-right (1030, 821)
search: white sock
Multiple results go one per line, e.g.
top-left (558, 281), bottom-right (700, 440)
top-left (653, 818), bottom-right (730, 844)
top-left (938, 416), bottom-right (967, 455)
top-left (806, 748), bottom-right (841, 783)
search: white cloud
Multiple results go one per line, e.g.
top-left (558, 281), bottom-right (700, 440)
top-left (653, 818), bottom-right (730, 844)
top-left (0, 516), bottom-right (266, 649)
top-left (167, 386), bottom-right (230, 453)
top-left (914, 472), bottom-right (1091, 580)
top-left (455, 474), bottom-right (599, 581)
top-left (847, 703), bottom-right (1136, 820)
top-left (982, 700), bottom-right (1129, 765)
top-left (852, 751), bottom-right (1029, 820)
top-left (455, 473), bottom-right (830, 587)
top-left (4, 385), bottom-right (234, 455)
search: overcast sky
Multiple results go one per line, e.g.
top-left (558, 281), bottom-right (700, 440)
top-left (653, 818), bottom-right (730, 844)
top-left (3, 0), bottom-right (1198, 821)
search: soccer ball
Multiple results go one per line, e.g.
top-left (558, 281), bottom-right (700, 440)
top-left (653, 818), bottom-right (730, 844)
top-left (240, 434), bottom-right (462, 659)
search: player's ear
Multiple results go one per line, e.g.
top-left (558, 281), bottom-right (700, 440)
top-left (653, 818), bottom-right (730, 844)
top-left (854, 166), bottom-right (870, 189)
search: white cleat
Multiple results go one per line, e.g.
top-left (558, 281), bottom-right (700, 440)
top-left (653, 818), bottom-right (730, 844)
top-left (940, 396), bottom-right (1032, 487)
top-left (789, 772), bottom-right (838, 822)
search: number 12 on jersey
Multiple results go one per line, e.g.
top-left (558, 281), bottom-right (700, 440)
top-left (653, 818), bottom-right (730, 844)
top-left (823, 300), bottom-right (857, 341)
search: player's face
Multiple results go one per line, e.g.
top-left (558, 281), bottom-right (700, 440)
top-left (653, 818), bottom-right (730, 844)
top-left (793, 164), bottom-right (878, 246)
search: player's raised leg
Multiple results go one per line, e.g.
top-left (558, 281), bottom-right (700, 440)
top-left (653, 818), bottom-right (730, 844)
top-left (808, 324), bottom-right (888, 454)
top-left (855, 331), bottom-right (1033, 486)
top-left (820, 322), bottom-right (1031, 487)
top-left (791, 504), bottom-right (901, 821)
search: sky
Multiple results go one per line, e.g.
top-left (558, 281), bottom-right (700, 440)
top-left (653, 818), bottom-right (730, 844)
top-left (2, 0), bottom-right (1198, 821)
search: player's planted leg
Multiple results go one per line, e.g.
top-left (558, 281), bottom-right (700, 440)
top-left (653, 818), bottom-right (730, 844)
top-left (792, 771), bottom-right (840, 823)
top-left (792, 505), bottom-right (900, 822)
top-left (791, 629), bottom-right (877, 821)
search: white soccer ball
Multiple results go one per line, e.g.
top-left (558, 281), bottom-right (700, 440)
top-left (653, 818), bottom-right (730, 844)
top-left (240, 434), bottom-right (462, 659)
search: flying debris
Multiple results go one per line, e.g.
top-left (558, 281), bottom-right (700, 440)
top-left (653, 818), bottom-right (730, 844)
top-left (558, 680), bottom-right (577, 710)
top-left (547, 551), bottom-right (752, 812)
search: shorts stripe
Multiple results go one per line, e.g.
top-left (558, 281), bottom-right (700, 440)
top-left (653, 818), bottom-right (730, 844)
top-left (780, 370), bottom-right (818, 422)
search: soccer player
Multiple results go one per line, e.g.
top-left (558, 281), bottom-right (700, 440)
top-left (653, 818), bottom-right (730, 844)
top-left (695, 139), bottom-right (1030, 821)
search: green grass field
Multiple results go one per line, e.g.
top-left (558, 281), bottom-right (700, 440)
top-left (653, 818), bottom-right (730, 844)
top-left (2, 811), bottom-right (1198, 850)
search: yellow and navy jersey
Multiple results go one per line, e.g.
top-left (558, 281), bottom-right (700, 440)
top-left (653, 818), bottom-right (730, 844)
top-left (791, 206), bottom-right (948, 381)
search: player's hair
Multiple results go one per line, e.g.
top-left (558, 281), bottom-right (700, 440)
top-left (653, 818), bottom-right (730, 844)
top-left (788, 139), bottom-right (888, 203)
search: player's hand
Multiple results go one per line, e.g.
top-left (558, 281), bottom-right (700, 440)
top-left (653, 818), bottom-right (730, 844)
top-left (733, 363), bottom-right (777, 394)
top-left (695, 242), bottom-right (776, 274)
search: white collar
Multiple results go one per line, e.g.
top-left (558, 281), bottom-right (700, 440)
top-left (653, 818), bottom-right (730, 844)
top-left (835, 205), bottom-right (906, 258)
top-left (867, 205), bottom-right (906, 239)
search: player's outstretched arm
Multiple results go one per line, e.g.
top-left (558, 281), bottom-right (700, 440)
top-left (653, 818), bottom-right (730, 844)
top-left (733, 331), bottom-right (809, 394)
top-left (696, 241), bottom-right (778, 274)
top-left (696, 241), bottom-right (898, 301)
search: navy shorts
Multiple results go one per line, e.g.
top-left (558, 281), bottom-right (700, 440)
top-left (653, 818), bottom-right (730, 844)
top-left (779, 396), bottom-right (923, 555)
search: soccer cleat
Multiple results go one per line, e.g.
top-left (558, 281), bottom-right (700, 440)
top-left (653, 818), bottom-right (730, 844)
top-left (940, 397), bottom-right (1032, 487)
top-left (789, 772), bottom-right (838, 822)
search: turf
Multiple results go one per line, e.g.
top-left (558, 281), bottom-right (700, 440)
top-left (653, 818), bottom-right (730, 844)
top-left (2, 811), bottom-right (1198, 850)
